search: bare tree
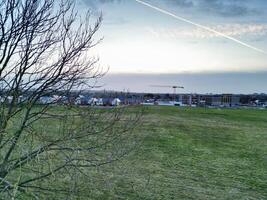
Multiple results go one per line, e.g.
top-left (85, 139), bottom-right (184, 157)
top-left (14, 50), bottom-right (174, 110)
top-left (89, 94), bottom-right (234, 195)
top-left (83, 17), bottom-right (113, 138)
top-left (0, 0), bottom-right (141, 199)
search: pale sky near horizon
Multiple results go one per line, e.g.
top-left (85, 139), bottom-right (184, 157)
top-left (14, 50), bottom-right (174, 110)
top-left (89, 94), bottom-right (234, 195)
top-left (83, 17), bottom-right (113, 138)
top-left (78, 0), bottom-right (267, 93)
top-left (79, 0), bottom-right (267, 73)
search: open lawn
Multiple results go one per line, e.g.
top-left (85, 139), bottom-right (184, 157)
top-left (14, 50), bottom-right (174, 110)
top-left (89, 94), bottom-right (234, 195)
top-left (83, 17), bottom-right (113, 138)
top-left (9, 106), bottom-right (266, 199)
top-left (88, 106), bottom-right (267, 199)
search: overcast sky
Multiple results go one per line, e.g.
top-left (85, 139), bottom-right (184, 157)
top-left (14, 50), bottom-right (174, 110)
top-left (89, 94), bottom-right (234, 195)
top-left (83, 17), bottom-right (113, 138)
top-left (78, 0), bottom-right (267, 93)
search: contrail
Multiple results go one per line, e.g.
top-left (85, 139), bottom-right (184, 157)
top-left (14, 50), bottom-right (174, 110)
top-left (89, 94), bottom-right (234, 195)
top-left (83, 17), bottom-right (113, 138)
top-left (134, 0), bottom-right (267, 55)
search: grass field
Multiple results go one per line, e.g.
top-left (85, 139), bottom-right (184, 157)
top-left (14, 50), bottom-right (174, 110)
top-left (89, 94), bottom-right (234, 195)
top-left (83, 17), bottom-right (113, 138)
top-left (6, 106), bottom-right (266, 199)
top-left (88, 106), bottom-right (267, 199)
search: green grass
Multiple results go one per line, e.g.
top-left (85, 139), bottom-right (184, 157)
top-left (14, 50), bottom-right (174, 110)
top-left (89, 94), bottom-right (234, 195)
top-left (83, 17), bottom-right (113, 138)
top-left (6, 106), bottom-right (267, 199)
top-left (90, 106), bottom-right (267, 199)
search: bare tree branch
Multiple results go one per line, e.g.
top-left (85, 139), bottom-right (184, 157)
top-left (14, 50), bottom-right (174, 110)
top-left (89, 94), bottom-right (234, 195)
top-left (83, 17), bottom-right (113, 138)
top-left (0, 0), bottom-right (142, 198)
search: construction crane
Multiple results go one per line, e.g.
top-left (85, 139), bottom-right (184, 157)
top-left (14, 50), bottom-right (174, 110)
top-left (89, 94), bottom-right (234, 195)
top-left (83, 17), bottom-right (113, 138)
top-left (150, 85), bottom-right (184, 95)
top-left (150, 85), bottom-right (184, 101)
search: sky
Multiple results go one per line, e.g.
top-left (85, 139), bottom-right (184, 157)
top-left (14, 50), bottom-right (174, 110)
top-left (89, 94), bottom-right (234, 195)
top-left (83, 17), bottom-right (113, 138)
top-left (78, 0), bottom-right (267, 93)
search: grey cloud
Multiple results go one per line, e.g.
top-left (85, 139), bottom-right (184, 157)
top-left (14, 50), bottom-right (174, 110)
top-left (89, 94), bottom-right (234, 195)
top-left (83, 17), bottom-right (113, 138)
top-left (199, 0), bottom-right (252, 17)
top-left (165, 0), bottom-right (194, 8)
top-left (81, 0), bottom-right (254, 17)
top-left (81, 0), bottom-right (122, 8)
top-left (164, 0), bottom-right (256, 17)
top-left (80, 0), bottom-right (129, 26)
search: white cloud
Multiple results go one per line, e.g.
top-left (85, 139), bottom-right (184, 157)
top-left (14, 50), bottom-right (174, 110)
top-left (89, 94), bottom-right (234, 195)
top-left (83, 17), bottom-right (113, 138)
top-left (147, 24), bottom-right (267, 39)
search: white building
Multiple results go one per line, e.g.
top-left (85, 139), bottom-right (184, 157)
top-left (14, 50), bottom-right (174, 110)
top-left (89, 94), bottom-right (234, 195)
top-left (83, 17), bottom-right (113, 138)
top-left (39, 96), bottom-right (54, 104)
top-left (112, 98), bottom-right (121, 106)
top-left (88, 98), bottom-right (98, 106)
top-left (96, 98), bottom-right (103, 106)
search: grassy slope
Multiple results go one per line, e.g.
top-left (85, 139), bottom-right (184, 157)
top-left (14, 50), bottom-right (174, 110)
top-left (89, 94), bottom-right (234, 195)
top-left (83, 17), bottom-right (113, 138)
top-left (93, 107), bottom-right (267, 200)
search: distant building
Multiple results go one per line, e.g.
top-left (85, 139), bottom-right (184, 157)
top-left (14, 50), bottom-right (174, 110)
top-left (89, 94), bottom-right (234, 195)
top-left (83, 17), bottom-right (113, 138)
top-left (88, 98), bottom-right (98, 106)
top-left (205, 95), bottom-right (221, 106)
top-left (221, 94), bottom-right (240, 107)
top-left (75, 95), bottom-right (88, 105)
top-left (112, 98), bottom-right (121, 106)
top-left (179, 94), bottom-right (192, 105)
top-left (156, 101), bottom-right (173, 106)
top-left (204, 94), bottom-right (240, 107)
top-left (96, 98), bottom-right (103, 106)
top-left (39, 96), bottom-right (54, 104)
